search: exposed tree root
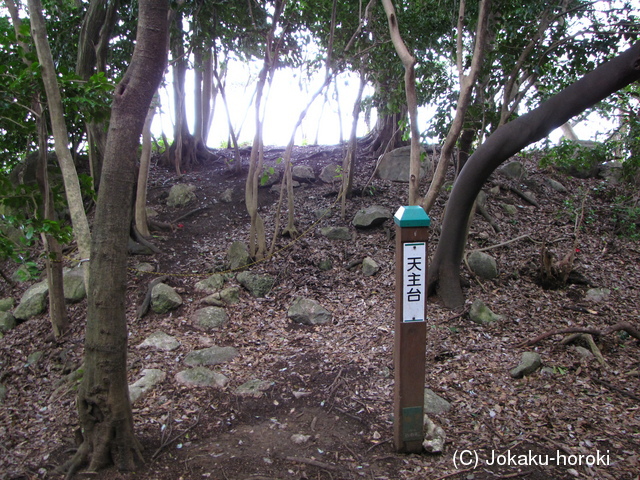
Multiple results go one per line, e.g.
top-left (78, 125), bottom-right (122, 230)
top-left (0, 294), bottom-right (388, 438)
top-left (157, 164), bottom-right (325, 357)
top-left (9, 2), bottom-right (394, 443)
top-left (517, 321), bottom-right (640, 347)
top-left (137, 275), bottom-right (169, 319)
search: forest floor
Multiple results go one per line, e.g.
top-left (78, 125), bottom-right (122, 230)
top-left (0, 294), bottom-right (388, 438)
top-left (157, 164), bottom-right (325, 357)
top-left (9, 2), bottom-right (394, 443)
top-left (1, 143), bottom-right (639, 480)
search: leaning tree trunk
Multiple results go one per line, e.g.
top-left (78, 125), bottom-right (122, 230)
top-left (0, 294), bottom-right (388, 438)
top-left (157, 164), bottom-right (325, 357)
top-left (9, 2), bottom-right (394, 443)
top-left (64, 1), bottom-right (168, 475)
top-left (429, 41), bottom-right (640, 308)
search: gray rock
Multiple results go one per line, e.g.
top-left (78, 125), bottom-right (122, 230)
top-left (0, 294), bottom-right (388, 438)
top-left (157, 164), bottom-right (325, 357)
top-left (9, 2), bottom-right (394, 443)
top-left (194, 274), bottom-right (225, 293)
top-left (202, 287), bottom-right (240, 306)
top-left (467, 251), bottom-right (498, 279)
top-left (318, 258), bottom-right (333, 271)
top-left (544, 177), bottom-right (568, 193)
top-left (469, 299), bottom-right (504, 325)
top-left (424, 388), bottom-right (452, 415)
top-left (194, 306), bottom-right (228, 330)
top-left (150, 283), bottom-right (183, 314)
top-left (575, 346), bottom-right (594, 359)
top-left (314, 207), bottom-right (333, 220)
top-left (352, 205), bottom-right (392, 228)
top-left (585, 288), bottom-right (610, 303)
top-left (129, 369), bottom-right (166, 404)
top-left (167, 183), bottom-right (196, 207)
top-left (175, 367), bottom-right (229, 388)
top-left (319, 164), bottom-right (342, 183)
top-left (11, 264), bottom-right (40, 283)
top-left (27, 351), bottom-right (43, 366)
top-left (599, 161), bottom-right (623, 184)
top-left (63, 267), bottom-right (86, 303)
top-left (227, 241), bottom-right (251, 271)
top-left (376, 146), bottom-right (429, 182)
top-left (292, 165), bottom-right (315, 182)
top-left (501, 203), bottom-right (518, 216)
top-left (236, 271), bottom-right (274, 298)
top-left (423, 415), bottom-right (446, 453)
top-left (510, 352), bottom-right (542, 379)
top-left (13, 281), bottom-right (49, 320)
top-left (137, 331), bottom-right (180, 351)
top-left (184, 346), bottom-right (239, 367)
top-left (260, 169), bottom-right (281, 187)
top-left (499, 161), bottom-right (527, 180)
top-left (0, 312), bottom-right (16, 333)
top-left (235, 379), bottom-right (274, 397)
top-left (0, 297), bottom-right (14, 312)
top-left (135, 262), bottom-right (155, 273)
top-left (362, 257), bottom-right (380, 276)
top-left (288, 297), bottom-right (332, 325)
top-left (220, 187), bottom-right (234, 202)
top-left (320, 226), bottom-right (351, 241)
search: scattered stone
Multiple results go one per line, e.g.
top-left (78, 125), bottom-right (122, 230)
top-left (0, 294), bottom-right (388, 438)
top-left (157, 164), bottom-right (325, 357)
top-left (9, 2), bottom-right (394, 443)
top-left (63, 267), bottom-right (86, 303)
top-left (544, 177), bottom-right (568, 193)
top-left (194, 306), bottom-right (228, 330)
top-left (220, 187), bottom-right (234, 202)
top-left (202, 287), bottom-right (240, 306)
top-left (467, 251), bottom-right (498, 279)
top-left (27, 351), bottom-right (43, 366)
top-left (184, 346), bottom-right (239, 367)
top-left (135, 262), bottom-right (155, 273)
top-left (320, 226), bottom-right (351, 241)
top-left (270, 181), bottom-right (300, 194)
top-left (585, 288), bottom-right (610, 303)
top-left (318, 258), bottom-right (333, 271)
top-left (292, 165), bottom-right (315, 182)
top-left (235, 379), bottom-right (274, 397)
top-left (501, 203), bottom-right (518, 216)
top-left (195, 274), bottom-right (226, 293)
top-left (469, 299), bottom-right (504, 325)
top-left (290, 434), bottom-right (311, 445)
top-left (362, 257), bottom-right (380, 276)
top-left (137, 331), bottom-right (180, 351)
top-left (237, 271), bottom-right (274, 298)
top-left (510, 352), bottom-right (542, 379)
top-left (319, 164), bottom-right (342, 183)
top-left (499, 161), bottom-right (527, 180)
top-left (424, 388), bottom-right (451, 415)
top-left (13, 281), bottom-right (49, 320)
top-left (0, 312), bottom-right (16, 333)
top-left (129, 369), bottom-right (166, 404)
top-left (227, 241), bottom-right (251, 271)
top-left (11, 264), bottom-right (39, 283)
top-left (150, 283), bottom-right (183, 314)
top-left (599, 161), bottom-right (623, 184)
top-left (376, 146), bottom-right (429, 182)
top-left (0, 297), bottom-right (14, 312)
top-left (423, 415), bottom-right (446, 453)
top-left (288, 297), bottom-right (332, 325)
top-left (175, 367), bottom-right (229, 388)
top-left (314, 207), bottom-right (332, 220)
top-left (575, 346), bottom-right (594, 359)
top-left (352, 205), bottom-right (392, 228)
top-left (167, 183), bottom-right (196, 207)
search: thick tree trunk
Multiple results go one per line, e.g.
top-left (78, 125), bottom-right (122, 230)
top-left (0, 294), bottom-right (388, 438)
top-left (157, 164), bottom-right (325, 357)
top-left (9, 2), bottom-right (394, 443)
top-left (429, 41), bottom-right (640, 308)
top-left (65, 1), bottom-right (168, 475)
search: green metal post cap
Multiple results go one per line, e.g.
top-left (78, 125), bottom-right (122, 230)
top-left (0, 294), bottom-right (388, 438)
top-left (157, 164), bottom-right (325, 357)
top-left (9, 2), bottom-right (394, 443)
top-left (394, 205), bottom-right (431, 227)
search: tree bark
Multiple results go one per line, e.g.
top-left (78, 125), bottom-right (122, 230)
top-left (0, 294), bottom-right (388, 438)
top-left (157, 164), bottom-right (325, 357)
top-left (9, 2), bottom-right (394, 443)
top-left (65, 1), bottom-right (168, 475)
top-left (429, 41), bottom-right (640, 308)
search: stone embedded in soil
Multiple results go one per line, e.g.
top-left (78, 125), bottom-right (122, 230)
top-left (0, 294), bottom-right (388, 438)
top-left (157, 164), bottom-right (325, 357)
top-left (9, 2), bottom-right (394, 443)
top-left (236, 271), bottom-right (274, 298)
top-left (423, 415), bottom-right (446, 453)
top-left (13, 282), bottom-right (49, 320)
top-left (0, 312), bottom-right (16, 333)
top-left (510, 352), bottom-right (542, 379)
top-left (167, 183), bottom-right (196, 207)
top-left (184, 346), bottom-right (239, 367)
top-left (292, 165), bottom-right (315, 182)
top-left (193, 306), bottom-right (228, 330)
top-left (235, 379), bottom-right (275, 397)
top-left (352, 205), bottom-right (391, 228)
top-left (194, 274), bottom-right (226, 293)
top-left (585, 287), bottom-right (610, 303)
top-left (287, 297), bottom-right (332, 325)
top-left (150, 283), bottom-right (183, 314)
top-left (469, 299), bottom-right (504, 324)
top-left (175, 367), bottom-right (229, 388)
top-left (320, 226), bottom-right (351, 241)
top-left (319, 163), bottom-right (342, 183)
top-left (467, 251), bottom-right (498, 279)
top-left (362, 256), bottom-right (379, 276)
top-left (202, 287), bottom-right (240, 306)
top-left (137, 331), bottom-right (180, 351)
top-left (129, 369), bottom-right (166, 404)
top-left (227, 241), bottom-right (251, 271)
top-left (62, 266), bottom-right (86, 302)
top-left (424, 388), bottom-right (452, 415)
top-left (0, 297), bottom-right (15, 312)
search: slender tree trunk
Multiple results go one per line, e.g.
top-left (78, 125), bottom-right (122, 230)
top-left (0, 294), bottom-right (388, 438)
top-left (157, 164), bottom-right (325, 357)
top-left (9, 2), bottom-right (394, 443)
top-left (422, 0), bottom-right (490, 212)
top-left (429, 41), bottom-right (640, 308)
top-left (27, 0), bottom-right (92, 267)
top-left (134, 98), bottom-right (157, 238)
top-left (64, 1), bottom-right (169, 475)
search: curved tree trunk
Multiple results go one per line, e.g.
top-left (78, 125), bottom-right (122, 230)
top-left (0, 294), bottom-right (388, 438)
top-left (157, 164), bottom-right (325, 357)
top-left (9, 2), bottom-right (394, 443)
top-left (429, 41), bottom-right (640, 308)
top-left (64, 1), bottom-right (168, 475)
top-left (360, 108), bottom-right (406, 158)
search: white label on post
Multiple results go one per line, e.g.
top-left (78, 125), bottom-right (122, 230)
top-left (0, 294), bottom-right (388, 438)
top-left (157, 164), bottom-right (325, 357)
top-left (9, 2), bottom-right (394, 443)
top-left (403, 242), bottom-right (426, 322)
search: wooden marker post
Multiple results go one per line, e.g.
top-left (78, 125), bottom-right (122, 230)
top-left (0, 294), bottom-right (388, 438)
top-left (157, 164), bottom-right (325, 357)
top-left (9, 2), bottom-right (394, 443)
top-left (393, 205), bottom-right (430, 453)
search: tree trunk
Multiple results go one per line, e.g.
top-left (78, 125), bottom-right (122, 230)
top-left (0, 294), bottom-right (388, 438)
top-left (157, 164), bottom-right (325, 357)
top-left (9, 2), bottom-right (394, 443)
top-left (360, 108), bottom-right (406, 158)
top-left (64, 1), bottom-right (168, 475)
top-left (429, 41), bottom-right (640, 308)
top-left (27, 0), bottom-right (92, 267)
top-left (134, 99), bottom-right (157, 238)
